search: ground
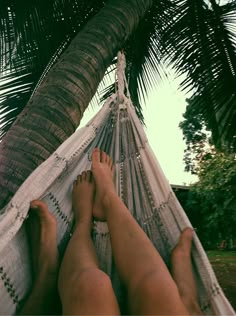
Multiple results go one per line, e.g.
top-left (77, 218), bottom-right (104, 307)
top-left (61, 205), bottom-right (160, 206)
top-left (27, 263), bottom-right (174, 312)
top-left (207, 251), bottom-right (236, 311)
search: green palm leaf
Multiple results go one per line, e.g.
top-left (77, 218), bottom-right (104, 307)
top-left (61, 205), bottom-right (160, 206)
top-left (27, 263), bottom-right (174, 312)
top-left (0, 0), bottom-right (107, 137)
top-left (160, 0), bottom-right (236, 150)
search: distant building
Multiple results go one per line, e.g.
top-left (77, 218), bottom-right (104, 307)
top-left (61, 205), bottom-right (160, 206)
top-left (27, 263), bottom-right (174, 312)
top-left (170, 184), bottom-right (195, 228)
top-left (171, 184), bottom-right (190, 192)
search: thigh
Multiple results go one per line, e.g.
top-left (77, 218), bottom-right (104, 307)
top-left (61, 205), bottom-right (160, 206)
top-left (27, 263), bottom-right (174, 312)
top-left (62, 268), bottom-right (120, 315)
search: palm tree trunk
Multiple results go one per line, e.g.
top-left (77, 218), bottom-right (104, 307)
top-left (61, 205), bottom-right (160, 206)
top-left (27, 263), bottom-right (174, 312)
top-left (0, 0), bottom-right (153, 210)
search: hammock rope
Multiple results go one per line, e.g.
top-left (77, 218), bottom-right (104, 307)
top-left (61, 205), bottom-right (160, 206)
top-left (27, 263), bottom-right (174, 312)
top-left (0, 52), bottom-right (234, 315)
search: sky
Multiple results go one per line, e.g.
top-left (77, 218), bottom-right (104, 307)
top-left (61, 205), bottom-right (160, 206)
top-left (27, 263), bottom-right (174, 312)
top-left (80, 69), bottom-right (198, 186)
top-left (142, 72), bottom-right (198, 185)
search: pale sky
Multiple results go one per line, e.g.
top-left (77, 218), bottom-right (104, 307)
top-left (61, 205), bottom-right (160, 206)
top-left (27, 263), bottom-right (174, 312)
top-left (80, 69), bottom-right (198, 186)
top-left (142, 72), bottom-right (198, 185)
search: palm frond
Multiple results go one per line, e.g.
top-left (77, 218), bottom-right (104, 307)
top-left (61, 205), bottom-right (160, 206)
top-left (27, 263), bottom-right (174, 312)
top-left (0, 0), bottom-right (107, 139)
top-left (0, 68), bottom-right (32, 139)
top-left (123, 0), bottom-right (174, 122)
top-left (160, 0), bottom-right (236, 151)
top-left (99, 0), bottom-right (173, 123)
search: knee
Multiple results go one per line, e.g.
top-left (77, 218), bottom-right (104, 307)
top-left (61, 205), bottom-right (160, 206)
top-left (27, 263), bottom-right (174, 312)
top-left (61, 268), bottom-right (120, 315)
top-left (69, 268), bottom-right (113, 302)
top-left (78, 268), bottom-right (112, 294)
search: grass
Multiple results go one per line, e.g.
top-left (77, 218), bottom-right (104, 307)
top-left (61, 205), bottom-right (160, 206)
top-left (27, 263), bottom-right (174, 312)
top-left (206, 250), bottom-right (236, 311)
top-left (206, 250), bottom-right (236, 259)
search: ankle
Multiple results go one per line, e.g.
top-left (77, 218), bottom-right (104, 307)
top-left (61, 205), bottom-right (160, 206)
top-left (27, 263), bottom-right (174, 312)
top-left (35, 269), bottom-right (58, 289)
top-left (73, 220), bottom-right (92, 235)
top-left (101, 191), bottom-right (117, 209)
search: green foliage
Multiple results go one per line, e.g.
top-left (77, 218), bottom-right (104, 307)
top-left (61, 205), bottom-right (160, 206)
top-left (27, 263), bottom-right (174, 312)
top-left (188, 151), bottom-right (236, 248)
top-left (0, 0), bottom-right (108, 139)
top-left (164, 0), bottom-right (236, 151)
top-left (179, 95), bottom-right (213, 174)
top-left (180, 86), bottom-right (236, 249)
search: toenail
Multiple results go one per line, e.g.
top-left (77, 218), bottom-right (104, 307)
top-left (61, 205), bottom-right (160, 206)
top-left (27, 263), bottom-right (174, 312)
top-left (88, 152), bottom-right (92, 161)
top-left (30, 205), bottom-right (38, 210)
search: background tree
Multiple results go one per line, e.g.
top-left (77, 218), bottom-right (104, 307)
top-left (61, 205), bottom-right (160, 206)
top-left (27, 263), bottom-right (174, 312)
top-left (192, 151), bottom-right (236, 248)
top-left (179, 94), bottom-right (215, 174)
top-left (180, 100), bottom-right (236, 248)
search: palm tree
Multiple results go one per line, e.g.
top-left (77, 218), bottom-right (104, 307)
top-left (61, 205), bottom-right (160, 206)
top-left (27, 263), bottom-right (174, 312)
top-left (0, 0), bottom-right (236, 210)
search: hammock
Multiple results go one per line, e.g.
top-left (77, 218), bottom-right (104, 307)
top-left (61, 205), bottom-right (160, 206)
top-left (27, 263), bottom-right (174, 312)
top-left (0, 52), bottom-right (234, 315)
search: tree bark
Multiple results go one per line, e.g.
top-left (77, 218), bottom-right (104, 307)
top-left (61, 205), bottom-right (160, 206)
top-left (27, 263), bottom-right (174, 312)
top-left (0, 0), bottom-right (153, 210)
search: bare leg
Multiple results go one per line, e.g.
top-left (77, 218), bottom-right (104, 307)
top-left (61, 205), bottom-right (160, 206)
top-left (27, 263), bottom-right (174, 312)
top-left (58, 170), bottom-right (120, 315)
top-left (171, 228), bottom-right (203, 315)
top-left (18, 200), bottom-right (61, 315)
top-left (92, 149), bottom-right (189, 315)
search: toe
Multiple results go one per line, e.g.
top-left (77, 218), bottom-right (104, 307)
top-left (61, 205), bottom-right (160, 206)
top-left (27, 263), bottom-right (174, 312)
top-left (101, 151), bottom-right (107, 163)
top-left (92, 148), bottom-right (100, 163)
top-left (81, 171), bottom-right (87, 181)
top-left (77, 174), bottom-right (82, 183)
top-left (179, 228), bottom-right (194, 247)
top-left (30, 200), bottom-right (55, 224)
top-left (108, 156), bottom-right (113, 169)
top-left (172, 228), bottom-right (193, 260)
top-left (73, 180), bottom-right (78, 193)
top-left (30, 200), bottom-right (51, 221)
top-left (86, 170), bottom-right (92, 182)
top-left (111, 165), bottom-right (115, 175)
top-left (30, 200), bottom-right (48, 210)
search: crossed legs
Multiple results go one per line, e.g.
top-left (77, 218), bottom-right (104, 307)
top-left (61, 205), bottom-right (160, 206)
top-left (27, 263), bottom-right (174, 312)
top-left (58, 170), bottom-right (120, 315)
top-left (20, 149), bottom-right (203, 315)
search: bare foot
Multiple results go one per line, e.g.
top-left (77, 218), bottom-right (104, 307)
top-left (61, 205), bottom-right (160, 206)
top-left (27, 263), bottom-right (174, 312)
top-left (22, 200), bottom-right (61, 315)
top-left (27, 200), bottom-right (59, 277)
top-left (72, 170), bottom-right (95, 225)
top-left (91, 148), bottom-right (116, 220)
top-left (171, 228), bottom-right (203, 315)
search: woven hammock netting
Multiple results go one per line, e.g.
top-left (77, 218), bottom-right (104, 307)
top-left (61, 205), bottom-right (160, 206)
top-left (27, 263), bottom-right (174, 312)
top-left (0, 52), bottom-right (234, 315)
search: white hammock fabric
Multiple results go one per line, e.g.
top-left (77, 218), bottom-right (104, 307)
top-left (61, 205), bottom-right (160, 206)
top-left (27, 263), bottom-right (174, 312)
top-left (0, 52), bottom-right (235, 315)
